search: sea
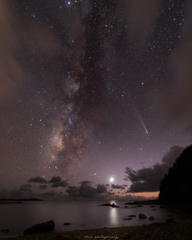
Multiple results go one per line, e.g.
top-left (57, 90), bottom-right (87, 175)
top-left (0, 200), bottom-right (190, 238)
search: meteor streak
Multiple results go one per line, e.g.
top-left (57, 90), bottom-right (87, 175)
top-left (6, 125), bottom-right (14, 134)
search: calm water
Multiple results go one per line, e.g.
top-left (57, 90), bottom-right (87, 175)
top-left (0, 200), bottom-right (190, 238)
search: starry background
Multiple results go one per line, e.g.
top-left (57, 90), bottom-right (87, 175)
top-left (0, 0), bottom-right (192, 199)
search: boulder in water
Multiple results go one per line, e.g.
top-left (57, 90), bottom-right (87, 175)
top-left (23, 220), bottom-right (55, 235)
top-left (139, 213), bottom-right (147, 219)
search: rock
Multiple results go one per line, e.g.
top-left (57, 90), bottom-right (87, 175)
top-left (1, 229), bottom-right (9, 232)
top-left (111, 203), bottom-right (119, 208)
top-left (139, 213), bottom-right (147, 219)
top-left (102, 203), bottom-right (111, 206)
top-left (150, 205), bottom-right (155, 208)
top-left (124, 206), bottom-right (128, 208)
top-left (165, 218), bottom-right (175, 224)
top-left (137, 205), bottom-right (143, 207)
top-left (123, 218), bottom-right (132, 220)
top-left (101, 203), bottom-right (119, 207)
top-left (124, 202), bottom-right (132, 205)
top-left (23, 220), bottom-right (55, 235)
top-left (128, 215), bottom-right (136, 217)
top-left (149, 216), bottom-right (154, 220)
top-left (63, 222), bottom-right (71, 225)
top-left (152, 209), bottom-right (155, 211)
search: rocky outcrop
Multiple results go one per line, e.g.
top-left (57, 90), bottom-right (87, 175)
top-left (138, 213), bottom-right (147, 219)
top-left (101, 203), bottom-right (119, 208)
top-left (128, 215), bottom-right (136, 217)
top-left (102, 203), bottom-right (111, 206)
top-left (63, 222), bottom-right (71, 225)
top-left (111, 203), bottom-right (119, 208)
top-left (23, 220), bottom-right (55, 235)
top-left (149, 216), bottom-right (154, 220)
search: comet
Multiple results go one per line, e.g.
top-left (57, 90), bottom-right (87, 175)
top-left (134, 107), bottom-right (149, 135)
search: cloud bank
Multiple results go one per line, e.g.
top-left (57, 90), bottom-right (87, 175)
top-left (125, 146), bottom-right (184, 192)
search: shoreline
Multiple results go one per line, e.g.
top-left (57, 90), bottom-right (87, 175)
top-left (1, 220), bottom-right (192, 240)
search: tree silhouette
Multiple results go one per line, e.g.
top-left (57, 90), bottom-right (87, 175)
top-left (158, 145), bottom-right (192, 204)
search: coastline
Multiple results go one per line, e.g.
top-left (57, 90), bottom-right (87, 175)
top-left (1, 220), bottom-right (192, 240)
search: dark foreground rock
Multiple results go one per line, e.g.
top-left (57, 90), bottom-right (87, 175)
top-left (23, 220), bottom-right (55, 235)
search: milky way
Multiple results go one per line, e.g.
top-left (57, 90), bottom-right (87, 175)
top-left (0, 0), bottom-right (192, 199)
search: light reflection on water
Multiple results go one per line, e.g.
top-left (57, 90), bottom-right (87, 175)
top-left (109, 207), bottom-right (118, 225)
top-left (0, 200), bottom-right (191, 238)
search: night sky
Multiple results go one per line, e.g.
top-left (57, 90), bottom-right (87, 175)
top-left (0, 0), bottom-right (192, 200)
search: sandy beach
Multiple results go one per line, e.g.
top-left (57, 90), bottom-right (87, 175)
top-left (1, 219), bottom-right (192, 240)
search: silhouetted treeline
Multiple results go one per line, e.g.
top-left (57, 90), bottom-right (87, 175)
top-left (158, 145), bottom-right (192, 205)
top-left (0, 198), bottom-right (43, 202)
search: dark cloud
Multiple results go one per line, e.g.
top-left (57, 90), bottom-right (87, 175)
top-left (0, 189), bottom-right (11, 199)
top-left (65, 186), bottom-right (79, 198)
top-left (125, 146), bottom-right (184, 192)
top-left (19, 184), bottom-right (32, 192)
top-left (49, 176), bottom-right (61, 183)
top-left (0, 0), bottom-right (24, 103)
top-left (155, 1), bottom-right (192, 131)
top-left (66, 181), bottom-right (107, 198)
top-left (0, 189), bottom-right (25, 199)
top-left (96, 184), bottom-right (107, 194)
top-left (28, 176), bottom-right (47, 183)
top-left (39, 185), bottom-right (47, 190)
top-left (111, 184), bottom-right (126, 190)
top-left (120, 0), bottom-right (161, 47)
top-left (51, 180), bottom-right (68, 188)
top-left (42, 191), bottom-right (57, 198)
top-left (107, 192), bottom-right (115, 196)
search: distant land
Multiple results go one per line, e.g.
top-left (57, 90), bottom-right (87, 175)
top-left (0, 198), bottom-right (43, 203)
